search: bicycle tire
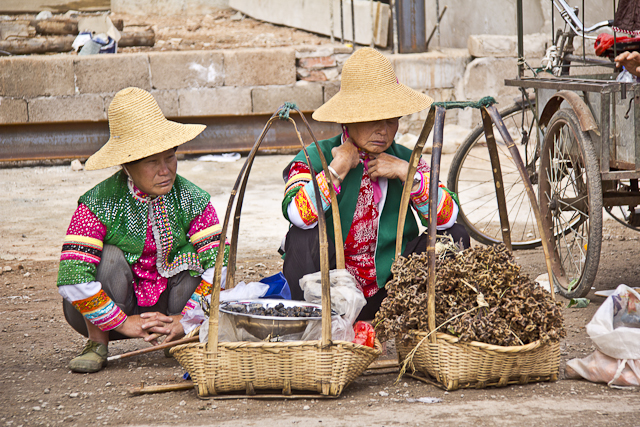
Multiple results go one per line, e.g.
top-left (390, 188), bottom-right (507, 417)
top-left (539, 109), bottom-right (602, 299)
top-left (447, 102), bottom-right (543, 249)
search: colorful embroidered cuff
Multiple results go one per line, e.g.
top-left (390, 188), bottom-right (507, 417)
top-left (72, 289), bottom-right (127, 331)
top-left (182, 279), bottom-right (213, 315)
top-left (190, 224), bottom-right (222, 253)
top-left (410, 171), bottom-right (430, 208)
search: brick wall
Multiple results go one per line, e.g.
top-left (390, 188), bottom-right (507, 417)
top-left (0, 45), bottom-right (471, 125)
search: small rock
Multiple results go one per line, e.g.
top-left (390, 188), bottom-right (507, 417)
top-left (44, 388), bottom-right (50, 394)
top-left (36, 10), bottom-right (53, 20)
top-left (378, 391), bottom-right (389, 397)
top-left (3, 266), bottom-right (12, 272)
top-left (69, 392), bottom-right (78, 398)
top-left (303, 405), bottom-right (310, 410)
top-left (230, 11), bottom-right (244, 20)
top-left (105, 382), bottom-right (111, 387)
top-left (32, 406), bottom-right (41, 411)
top-left (23, 272), bottom-right (31, 277)
top-left (24, 333), bottom-right (29, 337)
top-left (179, 400), bottom-right (186, 406)
top-left (70, 160), bottom-right (84, 171)
top-left (406, 397), bottom-right (442, 404)
top-left (255, 263), bottom-right (266, 268)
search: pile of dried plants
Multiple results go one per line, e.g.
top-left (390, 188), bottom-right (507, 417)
top-left (374, 244), bottom-right (565, 347)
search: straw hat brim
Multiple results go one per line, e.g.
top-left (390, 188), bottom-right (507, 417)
top-left (312, 82), bottom-right (433, 123)
top-left (85, 120), bottom-right (205, 171)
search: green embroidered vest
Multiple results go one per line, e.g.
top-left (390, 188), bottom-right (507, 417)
top-left (288, 135), bottom-right (419, 288)
top-left (79, 171), bottom-right (211, 277)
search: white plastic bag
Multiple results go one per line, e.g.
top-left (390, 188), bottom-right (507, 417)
top-left (566, 350), bottom-right (640, 387)
top-left (299, 269), bottom-right (367, 342)
top-left (586, 284), bottom-right (640, 360)
top-left (566, 284), bottom-right (640, 387)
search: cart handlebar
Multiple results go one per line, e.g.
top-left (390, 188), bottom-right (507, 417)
top-left (553, 0), bottom-right (612, 40)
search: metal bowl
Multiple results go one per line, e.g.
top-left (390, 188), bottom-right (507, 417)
top-left (219, 299), bottom-right (329, 341)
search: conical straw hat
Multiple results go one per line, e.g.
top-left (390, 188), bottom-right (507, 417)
top-left (312, 48), bottom-right (433, 124)
top-left (85, 87), bottom-right (206, 170)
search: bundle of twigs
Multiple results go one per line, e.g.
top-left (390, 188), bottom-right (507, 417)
top-left (374, 244), bottom-right (565, 347)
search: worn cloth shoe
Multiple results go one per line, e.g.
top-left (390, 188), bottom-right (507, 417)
top-left (69, 340), bottom-right (108, 373)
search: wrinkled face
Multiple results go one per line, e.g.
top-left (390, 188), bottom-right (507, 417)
top-left (346, 118), bottom-right (399, 154)
top-left (124, 148), bottom-right (177, 197)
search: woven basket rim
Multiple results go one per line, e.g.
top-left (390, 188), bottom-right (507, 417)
top-left (172, 338), bottom-right (382, 355)
top-left (406, 329), bottom-right (560, 353)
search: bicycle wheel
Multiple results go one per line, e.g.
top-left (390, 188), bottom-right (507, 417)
top-left (539, 109), bottom-right (602, 299)
top-left (447, 101), bottom-right (543, 249)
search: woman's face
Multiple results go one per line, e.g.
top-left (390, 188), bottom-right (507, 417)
top-left (346, 118), bottom-right (399, 154)
top-left (124, 148), bottom-right (178, 197)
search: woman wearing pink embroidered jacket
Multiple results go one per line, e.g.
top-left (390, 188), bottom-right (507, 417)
top-left (57, 87), bottom-right (227, 373)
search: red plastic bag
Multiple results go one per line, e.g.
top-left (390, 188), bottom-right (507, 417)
top-left (352, 321), bottom-right (376, 348)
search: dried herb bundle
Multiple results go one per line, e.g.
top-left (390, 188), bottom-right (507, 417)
top-left (374, 244), bottom-right (565, 347)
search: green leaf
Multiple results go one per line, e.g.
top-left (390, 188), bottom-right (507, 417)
top-left (567, 278), bottom-right (578, 293)
top-left (568, 298), bottom-right (590, 308)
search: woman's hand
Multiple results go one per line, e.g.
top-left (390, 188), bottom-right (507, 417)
top-left (330, 138), bottom-right (360, 179)
top-left (366, 153), bottom-right (410, 183)
top-left (114, 313), bottom-right (185, 345)
top-left (616, 51), bottom-right (640, 78)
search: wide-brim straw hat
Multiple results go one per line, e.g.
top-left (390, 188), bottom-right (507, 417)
top-left (85, 87), bottom-right (205, 170)
top-left (312, 48), bottom-right (433, 124)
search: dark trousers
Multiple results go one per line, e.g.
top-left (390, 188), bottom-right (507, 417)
top-left (62, 244), bottom-right (200, 341)
top-left (282, 223), bottom-right (470, 321)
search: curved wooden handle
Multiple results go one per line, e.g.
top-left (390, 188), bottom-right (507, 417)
top-left (206, 105), bottom-right (344, 359)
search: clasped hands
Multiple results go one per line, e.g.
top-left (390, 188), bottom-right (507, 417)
top-left (115, 312), bottom-right (185, 345)
top-left (329, 139), bottom-right (410, 183)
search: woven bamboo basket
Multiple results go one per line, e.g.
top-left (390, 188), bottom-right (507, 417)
top-left (396, 333), bottom-right (560, 390)
top-left (390, 105), bottom-right (561, 391)
top-left (171, 104), bottom-right (381, 397)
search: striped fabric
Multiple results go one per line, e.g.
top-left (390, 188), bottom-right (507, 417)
top-left (181, 279), bottom-right (212, 315)
top-left (410, 171), bottom-right (456, 226)
top-left (72, 289), bottom-right (126, 331)
top-left (190, 223), bottom-right (222, 253)
top-left (284, 165), bottom-right (334, 226)
top-left (60, 235), bottom-right (103, 264)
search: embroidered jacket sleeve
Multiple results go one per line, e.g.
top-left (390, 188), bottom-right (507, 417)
top-left (182, 202), bottom-right (230, 314)
top-left (56, 203), bottom-right (126, 331)
top-left (282, 160), bottom-right (340, 229)
top-left (411, 158), bottom-right (459, 229)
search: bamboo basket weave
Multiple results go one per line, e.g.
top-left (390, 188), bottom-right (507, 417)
top-left (396, 333), bottom-right (560, 390)
top-left (391, 105), bottom-right (561, 391)
top-left (172, 104), bottom-right (380, 397)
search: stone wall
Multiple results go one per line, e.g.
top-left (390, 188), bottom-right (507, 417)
top-left (0, 45), bottom-right (471, 127)
top-left (425, 0), bottom-right (612, 49)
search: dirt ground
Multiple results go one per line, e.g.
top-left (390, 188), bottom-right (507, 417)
top-left (1, 152), bottom-right (640, 427)
top-left (112, 10), bottom-right (335, 52)
top-left (5, 10), bottom-right (336, 53)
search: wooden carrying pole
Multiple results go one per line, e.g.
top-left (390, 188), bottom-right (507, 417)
top-left (484, 105), bottom-right (556, 299)
top-left (205, 104), bottom-right (343, 397)
top-left (393, 105), bottom-right (439, 338)
top-left (107, 335), bottom-right (199, 362)
top-left (480, 108), bottom-right (512, 252)
top-left (425, 107), bottom-right (446, 339)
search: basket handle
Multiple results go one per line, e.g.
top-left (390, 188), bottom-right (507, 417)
top-left (483, 105), bottom-right (556, 301)
top-left (206, 105), bottom-right (343, 364)
top-left (393, 106), bottom-right (443, 343)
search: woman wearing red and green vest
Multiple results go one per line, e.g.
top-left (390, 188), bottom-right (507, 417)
top-left (281, 48), bottom-right (469, 320)
top-left (57, 88), bottom-right (227, 373)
